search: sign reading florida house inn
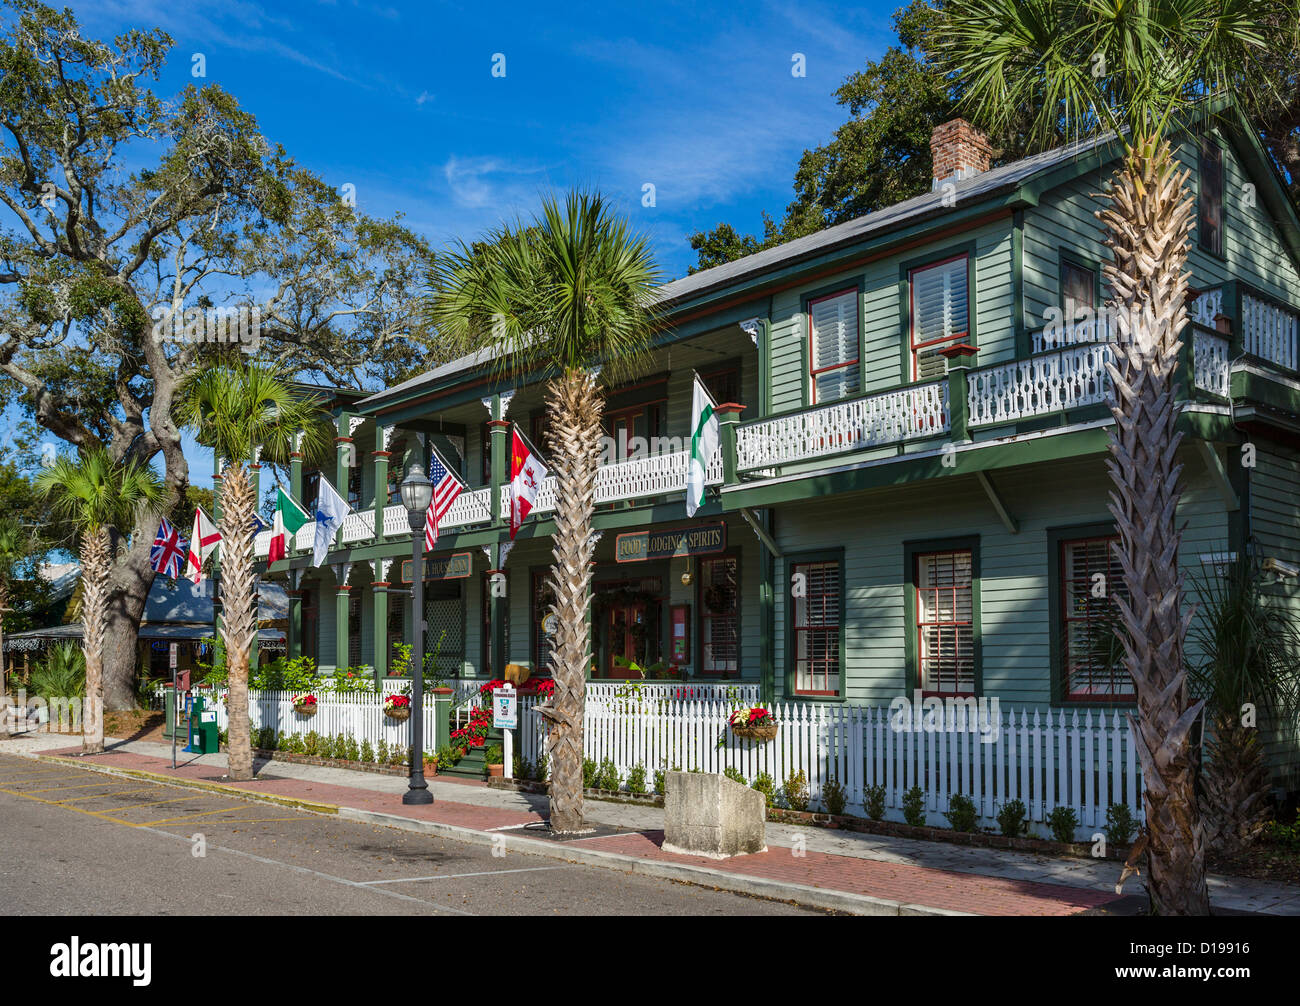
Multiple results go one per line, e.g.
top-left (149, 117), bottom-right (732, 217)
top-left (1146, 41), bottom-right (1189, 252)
top-left (615, 523), bottom-right (726, 563)
top-left (399, 552), bottom-right (473, 583)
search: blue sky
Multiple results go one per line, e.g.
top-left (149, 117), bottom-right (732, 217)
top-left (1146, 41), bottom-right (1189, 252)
top-left (42, 0), bottom-right (903, 485)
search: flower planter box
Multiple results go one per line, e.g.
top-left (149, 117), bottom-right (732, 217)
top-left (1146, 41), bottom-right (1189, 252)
top-left (384, 706), bottom-right (411, 721)
top-left (486, 762), bottom-right (504, 778)
top-left (293, 704), bottom-right (317, 717)
top-left (732, 721), bottom-right (778, 741)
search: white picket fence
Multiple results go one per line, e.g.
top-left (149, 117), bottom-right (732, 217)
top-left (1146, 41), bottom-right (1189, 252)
top-left (209, 687), bottom-right (1143, 840)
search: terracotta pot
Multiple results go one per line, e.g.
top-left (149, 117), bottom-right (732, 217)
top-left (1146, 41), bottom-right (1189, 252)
top-left (487, 763), bottom-right (505, 778)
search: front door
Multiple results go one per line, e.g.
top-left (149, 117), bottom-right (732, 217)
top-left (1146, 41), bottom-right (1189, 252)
top-left (605, 602), bottom-right (647, 677)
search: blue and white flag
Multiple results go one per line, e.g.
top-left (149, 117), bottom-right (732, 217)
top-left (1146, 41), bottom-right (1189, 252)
top-left (312, 478), bottom-right (349, 566)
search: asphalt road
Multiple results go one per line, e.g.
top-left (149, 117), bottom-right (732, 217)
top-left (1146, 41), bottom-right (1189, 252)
top-left (0, 753), bottom-right (822, 916)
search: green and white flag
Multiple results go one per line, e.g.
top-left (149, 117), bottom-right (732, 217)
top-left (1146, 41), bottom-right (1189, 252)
top-left (686, 373), bottom-right (719, 517)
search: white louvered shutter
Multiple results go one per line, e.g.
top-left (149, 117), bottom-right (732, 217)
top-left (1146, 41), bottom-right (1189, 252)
top-left (810, 290), bottom-right (860, 402)
top-left (911, 258), bottom-right (969, 380)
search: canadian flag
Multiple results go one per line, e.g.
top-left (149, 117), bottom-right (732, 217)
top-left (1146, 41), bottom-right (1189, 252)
top-left (509, 428), bottom-right (548, 539)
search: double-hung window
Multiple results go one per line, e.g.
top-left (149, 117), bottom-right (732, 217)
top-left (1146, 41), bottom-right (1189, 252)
top-left (1198, 139), bottom-right (1224, 256)
top-left (909, 256), bottom-right (969, 380)
top-left (699, 556), bottom-right (740, 675)
top-left (791, 559), bottom-right (841, 696)
top-left (808, 289), bottom-right (860, 403)
top-left (1060, 534), bottom-right (1133, 700)
top-left (916, 549), bottom-right (974, 694)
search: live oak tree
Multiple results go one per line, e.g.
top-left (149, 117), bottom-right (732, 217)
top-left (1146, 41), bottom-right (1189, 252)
top-left (0, 2), bottom-right (437, 707)
top-left (938, 0), bottom-right (1295, 916)
top-left (427, 192), bottom-right (662, 834)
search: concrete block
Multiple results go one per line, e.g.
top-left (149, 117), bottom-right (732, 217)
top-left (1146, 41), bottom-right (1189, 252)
top-left (662, 770), bottom-right (766, 859)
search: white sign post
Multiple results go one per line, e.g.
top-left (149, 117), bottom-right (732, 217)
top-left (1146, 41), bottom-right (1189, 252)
top-left (492, 685), bottom-right (517, 780)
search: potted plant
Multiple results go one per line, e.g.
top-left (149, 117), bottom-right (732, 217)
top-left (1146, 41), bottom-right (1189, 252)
top-left (729, 705), bottom-right (777, 741)
top-left (384, 693), bottom-right (411, 721)
top-left (485, 742), bottom-right (505, 778)
top-left (292, 693), bottom-right (318, 717)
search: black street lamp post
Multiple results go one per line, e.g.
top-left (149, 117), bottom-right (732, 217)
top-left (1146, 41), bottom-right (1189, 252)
top-left (399, 459), bottom-right (434, 806)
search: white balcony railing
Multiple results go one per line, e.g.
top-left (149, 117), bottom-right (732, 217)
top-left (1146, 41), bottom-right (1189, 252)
top-left (524, 448), bottom-right (724, 517)
top-left (968, 343), bottom-right (1113, 427)
top-left (1242, 291), bottom-right (1299, 371)
top-left (1192, 327), bottom-right (1231, 397)
top-left (734, 381), bottom-right (949, 472)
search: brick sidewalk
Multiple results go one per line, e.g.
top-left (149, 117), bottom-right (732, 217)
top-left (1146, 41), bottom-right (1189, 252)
top-left (47, 745), bottom-right (1122, 916)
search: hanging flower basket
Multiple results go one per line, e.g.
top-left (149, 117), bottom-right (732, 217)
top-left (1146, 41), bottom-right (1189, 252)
top-left (729, 706), bottom-right (777, 741)
top-left (384, 695), bottom-right (411, 721)
top-left (293, 694), bottom-right (318, 717)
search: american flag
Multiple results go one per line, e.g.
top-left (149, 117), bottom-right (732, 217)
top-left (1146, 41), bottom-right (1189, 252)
top-left (150, 516), bottom-right (189, 578)
top-left (424, 449), bottom-right (464, 551)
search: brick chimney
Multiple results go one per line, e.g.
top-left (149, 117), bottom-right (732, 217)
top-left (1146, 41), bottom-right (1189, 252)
top-left (930, 118), bottom-right (993, 188)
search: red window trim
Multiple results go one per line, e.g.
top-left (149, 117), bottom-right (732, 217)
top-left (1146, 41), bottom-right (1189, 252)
top-left (791, 558), bottom-right (841, 697)
top-left (914, 549), bottom-right (974, 696)
top-left (909, 253), bottom-right (970, 380)
top-left (1060, 533), bottom-right (1135, 703)
top-left (807, 288), bottom-right (859, 404)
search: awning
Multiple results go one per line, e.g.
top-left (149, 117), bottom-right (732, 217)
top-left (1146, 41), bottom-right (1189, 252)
top-left (4, 624), bottom-right (286, 652)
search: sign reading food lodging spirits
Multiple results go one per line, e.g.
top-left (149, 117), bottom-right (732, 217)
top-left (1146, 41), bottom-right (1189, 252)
top-left (614, 522), bottom-right (727, 563)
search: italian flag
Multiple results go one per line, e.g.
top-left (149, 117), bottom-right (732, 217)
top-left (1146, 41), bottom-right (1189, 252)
top-left (686, 373), bottom-right (719, 518)
top-left (268, 487), bottom-right (311, 563)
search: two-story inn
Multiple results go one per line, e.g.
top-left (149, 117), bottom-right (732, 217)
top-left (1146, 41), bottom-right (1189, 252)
top-left (252, 103), bottom-right (1300, 788)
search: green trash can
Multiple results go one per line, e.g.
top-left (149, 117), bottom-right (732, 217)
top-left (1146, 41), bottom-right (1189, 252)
top-left (185, 695), bottom-right (219, 754)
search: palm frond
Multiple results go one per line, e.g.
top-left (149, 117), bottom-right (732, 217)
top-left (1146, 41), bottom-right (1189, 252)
top-left (34, 445), bottom-right (165, 541)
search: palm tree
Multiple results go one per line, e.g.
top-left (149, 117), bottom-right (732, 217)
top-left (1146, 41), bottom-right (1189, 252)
top-left (427, 191), bottom-right (662, 834)
top-left (1188, 555), bottom-right (1300, 856)
top-left (35, 447), bottom-right (164, 754)
top-left (176, 359), bottom-right (329, 781)
top-left (938, 0), bottom-right (1292, 914)
top-left (0, 517), bottom-right (27, 737)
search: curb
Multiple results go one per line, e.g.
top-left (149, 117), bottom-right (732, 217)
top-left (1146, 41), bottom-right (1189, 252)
top-left (27, 750), bottom-right (968, 916)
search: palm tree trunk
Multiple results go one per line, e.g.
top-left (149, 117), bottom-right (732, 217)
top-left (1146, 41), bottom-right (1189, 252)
top-left (539, 368), bottom-right (603, 834)
top-left (219, 463), bottom-right (257, 781)
top-left (1100, 140), bottom-right (1208, 915)
top-left (80, 528), bottom-right (112, 755)
top-left (1200, 714), bottom-right (1270, 857)
top-left (0, 581), bottom-right (9, 739)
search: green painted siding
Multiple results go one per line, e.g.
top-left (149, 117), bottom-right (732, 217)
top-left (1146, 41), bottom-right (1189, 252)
top-left (771, 451), bottom-right (1230, 708)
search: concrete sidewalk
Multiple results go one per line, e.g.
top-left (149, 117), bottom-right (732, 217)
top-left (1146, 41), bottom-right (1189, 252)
top-left (7, 730), bottom-right (1297, 916)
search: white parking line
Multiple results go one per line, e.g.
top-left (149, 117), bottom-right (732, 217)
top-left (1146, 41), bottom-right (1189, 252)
top-left (360, 866), bottom-right (571, 885)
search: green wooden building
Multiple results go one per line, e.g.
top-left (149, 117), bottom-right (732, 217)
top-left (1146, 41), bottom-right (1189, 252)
top-left (256, 103), bottom-right (1300, 789)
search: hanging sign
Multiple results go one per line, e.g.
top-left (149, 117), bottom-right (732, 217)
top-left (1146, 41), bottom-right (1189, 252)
top-left (400, 552), bottom-right (473, 583)
top-left (615, 522), bottom-right (726, 563)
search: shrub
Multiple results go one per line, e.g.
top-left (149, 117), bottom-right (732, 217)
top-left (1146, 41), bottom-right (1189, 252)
top-left (282, 733), bottom-right (304, 754)
top-left (360, 739), bottom-right (375, 764)
top-left (392, 745), bottom-right (409, 767)
top-left (944, 793), bottom-right (979, 832)
top-left (377, 739), bottom-right (389, 764)
top-left (1105, 803), bottom-right (1137, 847)
top-left (303, 731), bottom-right (321, 757)
top-left (344, 735), bottom-right (360, 762)
top-left (29, 642), bottom-right (86, 699)
top-left (484, 743), bottom-right (504, 765)
top-left (652, 768), bottom-right (666, 794)
top-left (1048, 806), bottom-right (1079, 843)
top-left (752, 772), bottom-right (777, 808)
top-left (822, 777), bottom-right (847, 816)
top-left (722, 766), bottom-right (747, 786)
top-left (864, 783), bottom-right (886, 821)
top-left (1265, 809), bottom-right (1300, 850)
top-left (435, 745), bottom-right (456, 772)
top-left (595, 758), bottom-right (620, 791)
top-left (997, 798), bottom-right (1027, 838)
top-left (782, 770), bottom-right (810, 812)
top-left (333, 733), bottom-right (348, 760)
top-left (534, 753), bottom-right (549, 781)
top-left (902, 786), bottom-right (926, 827)
top-left (582, 758), bottom-right (598, 789)
top-left (514, 755), bottom-right (533, 780)
top-left (627, 764), bottom-right (648, 795)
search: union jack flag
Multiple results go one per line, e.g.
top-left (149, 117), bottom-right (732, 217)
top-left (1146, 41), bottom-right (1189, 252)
top-left (424, 448), bottom-right (464, 552)
top-left (150, 516), bottom-right (189, 578)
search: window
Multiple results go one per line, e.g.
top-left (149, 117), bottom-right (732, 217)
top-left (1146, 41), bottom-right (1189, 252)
top-left (347, 590), bottom-right (362, 667)
top-left (1198, 139), bottom-right (1224, 256)
top-left (385, 438), bottom-right (406, 504)
top-left (1061, 259), bottom-right (1097, 320)
top-left (531, 571), bottom-right (555, 677)
top-left (808, 289), bottom-right (860, 403)
top-left (1060, 535), bottom-right (1133, 700)
top-left (791, 559), bottom-right (840, 695)
top-left (699, 556), bottom-right (739, 675)
top-left (387, 602), bottom-right (404, 671)
top-left (347, 458), bottom-right (363, 511)
top-left (916, 550), bottom-right (974, 694)
top-left (701, 367), bottom-right (740, 413)
top-left (910, 256), bottom-right (969, 380)
top-left (300, 589), bottom-right (318, 661)
top-left (480, 424), bottom-right (493, 486)
top-left (303, 471), bottom-right (320, 514)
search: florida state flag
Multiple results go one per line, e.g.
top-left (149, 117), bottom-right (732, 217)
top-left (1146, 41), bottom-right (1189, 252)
top-left (509, 427), bottom-right (548, 539)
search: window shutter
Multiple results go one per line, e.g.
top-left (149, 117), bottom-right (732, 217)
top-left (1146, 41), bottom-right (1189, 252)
top-left (911, 258), bottom-right (969, 379)
top-left (810, 290), bottom-right (860, 401)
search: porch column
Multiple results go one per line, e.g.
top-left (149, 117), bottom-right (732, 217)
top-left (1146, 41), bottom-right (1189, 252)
top-left (371, 559), bottom-right (393, 682)
top-left (714, 403), bottom-right (745, 486)
top-left (249, 456), bottom-right (262, 668)
top-left (286, 589), bottom-right (302, 660)
top-left (334, 413), bottom-right (356, 550)
top-left (373, 424), bottom-right (393, 542)
top-left (941, 343), bottom-right (978, 446)
top-left (488, 417), bottom-right (510, 529)
top-left (486, 568), bottom-right (506, 679)
top-left (334, 565), bottom-right (352, 672)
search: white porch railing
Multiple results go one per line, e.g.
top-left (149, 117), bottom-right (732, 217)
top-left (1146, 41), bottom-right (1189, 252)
top-left (1242, 291), bottom-right (1299, 371)
top-left (1192, 327), bottom-right (1231, 397)
top-left (968, 343), bottom-right (1113, 427)
top-left (526, 449), bottom-right (725, 516)
top-left (735, 381), bottom-right (949, 472)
